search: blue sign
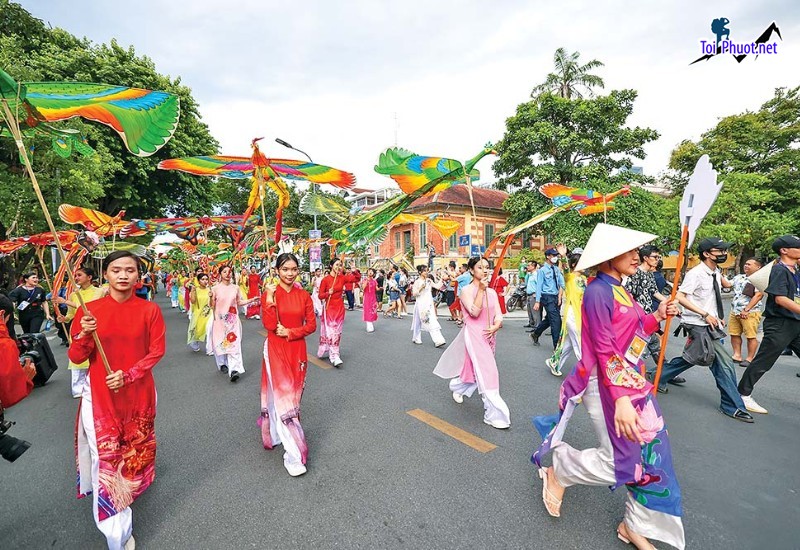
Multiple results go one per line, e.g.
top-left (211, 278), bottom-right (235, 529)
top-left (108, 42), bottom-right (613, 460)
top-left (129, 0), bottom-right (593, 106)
top-left (458, 235), bottom-right (470, 247)
top-left (470, 245), bottom-right (485, 256)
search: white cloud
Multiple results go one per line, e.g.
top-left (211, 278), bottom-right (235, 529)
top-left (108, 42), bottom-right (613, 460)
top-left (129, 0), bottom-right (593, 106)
top-left (22, 0), bottom-right (800, 190)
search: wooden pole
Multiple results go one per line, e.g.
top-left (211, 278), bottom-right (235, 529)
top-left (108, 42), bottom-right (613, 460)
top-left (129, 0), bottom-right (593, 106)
top-left (1, 99), bottom-right (112, 375)
top-left (651, 224), bottom-right (690, 392)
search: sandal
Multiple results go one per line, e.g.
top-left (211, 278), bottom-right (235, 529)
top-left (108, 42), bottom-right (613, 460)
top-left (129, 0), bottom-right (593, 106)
top-left (538, 467), bottom-right (562, 518)
top-left (616, 522), bottom-right (656, 549)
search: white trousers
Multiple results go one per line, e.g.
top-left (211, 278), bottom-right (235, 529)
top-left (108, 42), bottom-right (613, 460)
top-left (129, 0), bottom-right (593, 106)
top-left (71, 369), bottom-right (88, 398)
top-left (551, 377), bottom-right (685, 550)
top-left (412, 325), bottom-right (445, 346)
top-left (78, 378), bottom-right (133, 550)
top-left (214, 352), bottom-right (244, 376)
top-left (448, 378), bottom-right (510, 426)
top-left (263, 368), bottom-right (305, 474)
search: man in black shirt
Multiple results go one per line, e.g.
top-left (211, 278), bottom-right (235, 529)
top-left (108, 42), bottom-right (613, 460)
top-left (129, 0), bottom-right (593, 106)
top-left (738, 235), bottom-right (800, 414)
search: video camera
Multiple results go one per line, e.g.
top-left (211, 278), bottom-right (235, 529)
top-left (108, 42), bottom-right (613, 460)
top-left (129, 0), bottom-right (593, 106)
top-left (0, 399), bottom-right (31, 462)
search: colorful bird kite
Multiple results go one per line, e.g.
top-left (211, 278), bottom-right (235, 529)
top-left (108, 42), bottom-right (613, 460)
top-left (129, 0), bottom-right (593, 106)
top-left (332, 144), bottom-right (497, 252)
top-left (0, 68), bottom-right (180, 157)
top-left (120, 214), bottom-right (260, 245)
top-left (158, 138), bottom-right (356, 245)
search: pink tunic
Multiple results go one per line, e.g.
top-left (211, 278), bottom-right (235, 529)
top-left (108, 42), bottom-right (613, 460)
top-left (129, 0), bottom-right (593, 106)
top-left (211, 283), bottom-right (244, 357)
top-left (362, 278), bottom-right (378, 322)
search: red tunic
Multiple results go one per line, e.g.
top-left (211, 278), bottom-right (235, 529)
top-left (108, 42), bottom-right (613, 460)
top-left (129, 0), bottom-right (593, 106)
top-left (0, 323), bottom-right (33, 407)
top-left (318, 273), bottom-right (355, 322)
top-left (246, 272), bottom-right (262, 317)
top-left (261, 286), bottom-right (317, 408)
top-left (490, 276), bottom-right (509, 314)
top-left (69, 295), bottom-right (166, 520)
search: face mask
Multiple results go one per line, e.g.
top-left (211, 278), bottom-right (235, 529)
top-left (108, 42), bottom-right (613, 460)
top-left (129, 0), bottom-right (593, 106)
top-left (550, 257), bottom-right (559, 264)
top-left (712, 253), bottom-right (728, 264)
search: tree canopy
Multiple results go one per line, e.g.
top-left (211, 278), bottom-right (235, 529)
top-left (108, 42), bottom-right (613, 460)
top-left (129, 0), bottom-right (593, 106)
top-left (668, 86), bottom-right (800, 257)
top-left (530, 47), bottom-right (605, 99)
top-left (0, 0), bottom-right (220, 234)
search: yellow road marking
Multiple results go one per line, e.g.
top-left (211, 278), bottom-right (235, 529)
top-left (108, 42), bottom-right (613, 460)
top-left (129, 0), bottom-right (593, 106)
top-left (407, 409), bottom-right (497, 453)
top-left (307, 354), bottom-right (332, 370)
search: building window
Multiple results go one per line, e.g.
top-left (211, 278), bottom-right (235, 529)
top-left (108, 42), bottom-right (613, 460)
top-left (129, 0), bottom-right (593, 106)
top-left (484, 223), bottom-right (495, 247)
top-left (395, 231), bottom-right (401, 250)
top-left (449, 233), bottom-right (457, 251)
top-left (403, 230), bottom-right (412, 252)
top-left (420, 223), bottom-right (427, 250)
top-left (374, 244), bottom-right (380, 255)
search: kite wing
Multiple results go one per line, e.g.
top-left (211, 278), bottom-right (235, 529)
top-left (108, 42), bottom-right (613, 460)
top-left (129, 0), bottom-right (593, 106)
top-left (298, 192), bottom-right (351, 225)
top-left (428, 217), bottom-right (460, 240)
top-left (268, 159), bottom-right (356, 189)
top-left (375, 148), bottom-right (466, 195)
top-left (22, 81), bottom-right (179, 157)
top-left (58, 204), bottom-right (127, 235)
top-left (157, 156), bottom-right (254, 179)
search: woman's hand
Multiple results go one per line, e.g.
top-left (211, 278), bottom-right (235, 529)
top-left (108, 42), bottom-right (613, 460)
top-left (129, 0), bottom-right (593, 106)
top-left (106, 369), bottom-right (124, 390)
top-left (556, 243), bottom-right (568, 257)
top-left (654, 299), bottom-right (679, 322)
top-left (53, 296), bottom-right (67, 305)
top-left (614, 396), bottom-right (643, 444)
top-left (477, 276), bottom-right (489, 291)
top-left (79, 314), bottom-right (97, 337)
top-left (275, 323), bottom-right (290, 338)
top-left (484, 323), bottom-right (501, 337)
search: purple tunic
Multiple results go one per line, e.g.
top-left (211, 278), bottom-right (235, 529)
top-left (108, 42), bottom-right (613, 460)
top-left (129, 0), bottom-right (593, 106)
top-left (533, 272), bottom-right (682, 518)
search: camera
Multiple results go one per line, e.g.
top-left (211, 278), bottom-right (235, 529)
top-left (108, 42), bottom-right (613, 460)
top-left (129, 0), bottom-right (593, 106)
top-left (0, 400), bottom-right (31, 463)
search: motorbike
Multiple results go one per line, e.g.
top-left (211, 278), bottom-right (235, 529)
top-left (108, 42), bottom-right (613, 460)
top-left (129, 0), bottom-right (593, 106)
top-left (505, 283), bottom-right (528, 312)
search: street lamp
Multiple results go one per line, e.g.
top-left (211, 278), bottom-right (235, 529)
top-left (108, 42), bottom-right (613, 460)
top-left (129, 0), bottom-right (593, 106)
top-left (275, 137), bottom-right (317, 230)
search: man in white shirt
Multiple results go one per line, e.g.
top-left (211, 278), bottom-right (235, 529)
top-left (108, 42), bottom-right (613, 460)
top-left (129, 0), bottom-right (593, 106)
top-left (658, 237), bottom-right (754, 423)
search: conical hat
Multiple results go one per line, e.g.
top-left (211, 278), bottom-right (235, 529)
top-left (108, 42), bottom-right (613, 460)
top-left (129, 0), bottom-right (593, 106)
top-left (575, 223), bottom-right (658, 272)
top-left (748, 261), bottom-right (773, 292)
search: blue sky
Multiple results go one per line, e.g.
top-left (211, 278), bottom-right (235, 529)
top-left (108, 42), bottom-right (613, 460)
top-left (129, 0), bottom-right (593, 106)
top-left (20, 0), bottom-right (800, 189)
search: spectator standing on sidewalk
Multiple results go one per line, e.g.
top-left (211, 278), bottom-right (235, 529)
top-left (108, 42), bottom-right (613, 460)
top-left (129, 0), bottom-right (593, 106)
top-left (729, 258), bottom-right (764, 368)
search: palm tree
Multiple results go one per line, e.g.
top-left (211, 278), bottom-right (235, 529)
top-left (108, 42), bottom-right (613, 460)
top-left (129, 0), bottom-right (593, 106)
top-left (531, 48), bottom-right (605, 99)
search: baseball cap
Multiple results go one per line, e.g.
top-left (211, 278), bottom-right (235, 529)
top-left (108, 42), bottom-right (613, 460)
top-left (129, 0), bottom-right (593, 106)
top-left (697, 237), bottom-right (732, 253)
top-left (572, 247), bottom-right (584, 255)
top-left (544, 248), bottom-right (558, 256)
top-left (771, 234), bottom-right (800, 253)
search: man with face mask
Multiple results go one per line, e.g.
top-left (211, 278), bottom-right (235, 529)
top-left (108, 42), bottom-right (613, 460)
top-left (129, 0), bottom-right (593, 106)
top-left (658, 238), bottom-right (754, 423)
top-left (531, 248), bottom-right (566, 348)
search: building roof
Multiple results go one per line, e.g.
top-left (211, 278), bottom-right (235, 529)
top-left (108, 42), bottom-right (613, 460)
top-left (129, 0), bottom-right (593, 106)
top-left (408, 186), bottom-right (508, 211)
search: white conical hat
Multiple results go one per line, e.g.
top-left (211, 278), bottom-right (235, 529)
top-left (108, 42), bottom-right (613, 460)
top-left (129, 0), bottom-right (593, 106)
top-left (748, 261), bottom-right (774, 292)
top-left (575, 223), bottom-right (658, 272)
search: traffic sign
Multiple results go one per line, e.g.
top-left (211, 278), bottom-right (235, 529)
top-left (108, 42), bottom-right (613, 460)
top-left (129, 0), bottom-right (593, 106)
top-left (458, 235), bottom-right (471, 247)
top-left (470, 244), bottom-right (485, 256)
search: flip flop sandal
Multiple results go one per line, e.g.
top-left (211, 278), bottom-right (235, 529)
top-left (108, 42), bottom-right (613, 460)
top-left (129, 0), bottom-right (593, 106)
top-left (537, 468), bottom-right (562, 517)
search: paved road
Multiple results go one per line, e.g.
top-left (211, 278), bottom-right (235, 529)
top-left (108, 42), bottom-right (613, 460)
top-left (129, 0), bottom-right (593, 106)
top-left (2, 293), bottom-right (799, 549)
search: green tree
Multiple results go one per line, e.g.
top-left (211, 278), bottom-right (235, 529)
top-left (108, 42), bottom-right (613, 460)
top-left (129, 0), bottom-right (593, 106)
top-left (493, 90), bottom-right (659, 190)
top-left (493, 81), bottom-right (661, 247)
top-left (530, 47), bottom-right (605, 99)
top-left (668, 86), bottom-right (800, 259)
top-left (0, 2), bottom-right (220, 220)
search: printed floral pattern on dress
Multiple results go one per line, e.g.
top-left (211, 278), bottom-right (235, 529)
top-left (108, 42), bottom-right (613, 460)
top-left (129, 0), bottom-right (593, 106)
top-left (606, 354), bottom-right (647, 390)
top-left (637, 399), bottom-right (665, 443)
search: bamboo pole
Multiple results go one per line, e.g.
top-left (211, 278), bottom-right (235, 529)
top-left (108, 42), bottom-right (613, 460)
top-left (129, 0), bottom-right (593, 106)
top-left (1, 98), bottom-right (112, 376)
top-left (651, 224), bottom-right (690, 392)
